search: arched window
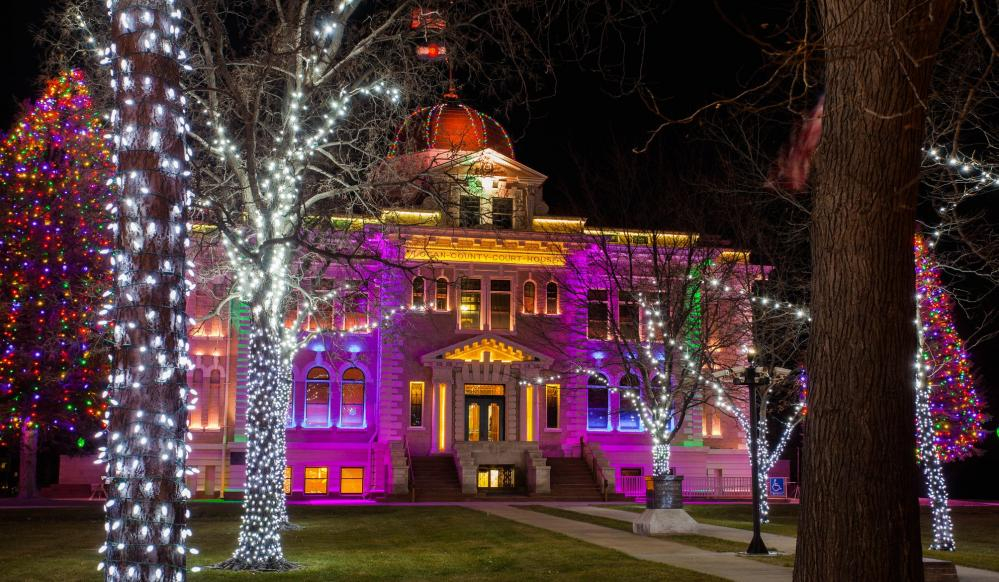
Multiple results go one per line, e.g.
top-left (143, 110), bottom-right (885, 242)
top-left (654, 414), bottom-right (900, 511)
top-left (546, 282), bottom-right (559, 315)
top-left (523, 281), bottom-right (536, 314)
top-left (586, 373), bottom-right (610, 430)
top-left (702, 398), bottom-right (722, 438)
top-left (340, 367), bottom-right (366, 428)
top-left (304, 367), bottom-right (331, 427)
top-left (435, 277), bottom-right (449, 311)
top-left (207, 369), bottom-right (222, 428)
top-left (618, 373), bottom-right (641, 431)
top-left (190, 368), bottom-right (204, 429)
top-left (412, 276), bottom-right (426, 308)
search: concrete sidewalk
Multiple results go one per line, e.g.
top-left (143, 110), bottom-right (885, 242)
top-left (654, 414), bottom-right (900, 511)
top-left (464, 502), bottom-right (791, 582)
top-left (563, 505), bottom-right (797, 554)
top-left (556, 504), bottom-right (999, 582)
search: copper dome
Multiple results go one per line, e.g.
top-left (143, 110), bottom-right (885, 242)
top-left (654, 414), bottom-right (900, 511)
top-left (388, 101), bottom-right (514, 159)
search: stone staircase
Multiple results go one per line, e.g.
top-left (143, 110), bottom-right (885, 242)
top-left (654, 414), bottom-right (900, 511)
top-left (410, 455), bottom-right (464, 501)
top-left (406, 451), bottom-right (627, 502)
top-left (548, 457), bottom-right (627, 501)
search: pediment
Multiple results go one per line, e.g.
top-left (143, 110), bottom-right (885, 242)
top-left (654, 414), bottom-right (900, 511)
top-left (421, 334), bottom-right (553, 367)
top-left (428, 149), bottom-right (548, 184)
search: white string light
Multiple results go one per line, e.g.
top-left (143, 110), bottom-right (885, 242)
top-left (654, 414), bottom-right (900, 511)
top-left (196, 11), bottom-right (400, 564)
top-left (99, 1), bottom-right (198, 579)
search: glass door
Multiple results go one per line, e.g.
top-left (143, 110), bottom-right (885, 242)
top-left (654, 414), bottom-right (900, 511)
top-left (466, 396), bottom-right (504, 442)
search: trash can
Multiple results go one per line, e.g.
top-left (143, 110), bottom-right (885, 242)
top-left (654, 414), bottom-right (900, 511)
top-left (646, 475), bottom-right (684, 509)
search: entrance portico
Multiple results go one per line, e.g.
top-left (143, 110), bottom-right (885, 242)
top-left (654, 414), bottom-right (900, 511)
top-left (421, 335), bottom-right (554, 493)
top-left (421, 334), bottom-right (554, 452)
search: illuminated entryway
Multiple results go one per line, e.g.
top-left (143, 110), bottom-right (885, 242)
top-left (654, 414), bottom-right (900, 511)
top-left (465, 384), bottom-right (504, 442)
top-left (477, 465), bottom-right (516, 490)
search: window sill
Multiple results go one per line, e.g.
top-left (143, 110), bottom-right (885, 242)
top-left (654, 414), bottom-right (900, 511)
top-left (407, 426), bottom-right (427, 431)
top-left (543, 428), bottom-right (562, 433)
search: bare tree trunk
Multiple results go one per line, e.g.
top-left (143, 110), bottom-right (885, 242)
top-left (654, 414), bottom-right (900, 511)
top-left (17, 424), bottom-right (38, 499)
top-left (795, 2), bottom-right (956, 580)
top-left (101, 1), bottom-right (193, 579)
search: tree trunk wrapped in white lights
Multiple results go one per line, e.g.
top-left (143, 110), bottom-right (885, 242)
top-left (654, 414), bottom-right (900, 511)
top-left (175, 0), bottom-right (560, 568)
top-left (549, 225), bottom-right (761, 535)
top-left (99, 0), bottom-right (197, 579)
top-left (712, 369), bottom-right (805, 523)
top-left (221, 324), bottom-right (295, 570)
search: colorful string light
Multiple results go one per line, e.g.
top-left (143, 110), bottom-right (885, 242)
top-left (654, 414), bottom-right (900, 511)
top-left (913, 233), bottom-right (986, 551)
top-left (915, 233), bottom-right (984, 463)
top-left (0, 70), bottom-right (111, 452)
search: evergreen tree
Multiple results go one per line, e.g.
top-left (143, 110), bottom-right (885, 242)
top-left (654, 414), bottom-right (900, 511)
top-left (0, 70), bottom-right (113, 498)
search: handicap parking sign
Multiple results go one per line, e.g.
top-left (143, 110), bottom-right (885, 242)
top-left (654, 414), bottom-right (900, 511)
top-left (769, 477), bottom-right (786, 497)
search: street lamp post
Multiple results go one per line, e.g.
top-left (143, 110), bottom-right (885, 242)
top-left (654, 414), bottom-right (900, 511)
top-left (734, 357), bottom-right (770, 555)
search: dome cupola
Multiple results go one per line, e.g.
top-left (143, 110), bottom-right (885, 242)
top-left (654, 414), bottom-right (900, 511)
top-left (388, 100), bottom-right (514, 159)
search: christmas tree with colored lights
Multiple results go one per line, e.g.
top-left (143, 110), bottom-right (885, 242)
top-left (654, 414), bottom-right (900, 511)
top-left (0, 70), bottom-right (113, 497)
top-left (915, 234), bottom-right (985, 461)
top-left (913, 233), bottom-right (986, 550)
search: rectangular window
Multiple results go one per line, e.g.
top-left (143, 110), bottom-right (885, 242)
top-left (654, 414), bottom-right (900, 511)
top-left (587, 289), bottom-right (609, 339)
top-left (311, 278), bottom-right (336, 331)
top-left (587, 387), bottom-right (609, 430)
top-left (304, 467), bottom-right (328, 494)
top-left (492, 197), bottom-right (513, 229)
top-left (489, 279), bottom-right (512, 331)
top-left (618, 291), bottom-right (640, 341)
top-left (409, 381), bottom-right (425, 427)
top-left (545, 384), bottom-right (560, 429)
top-left (340, 467), bottom-right (363, 495)
top-left (459, 278), bottom-right (482, 330)
top-left (460, 195), bottom-right (481, 227)
top-left (284, 466), bottom-right (292, 495)
top-left (618, 390), bottom-right (641, 431)
top-left (342, 281), bottom-right (367, 331)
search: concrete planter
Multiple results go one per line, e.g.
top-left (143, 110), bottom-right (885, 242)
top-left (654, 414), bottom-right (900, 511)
top-left (634, 475), bottom-right (697, 536)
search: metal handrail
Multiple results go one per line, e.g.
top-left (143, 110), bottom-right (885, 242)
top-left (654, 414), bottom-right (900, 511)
top-left (404, 437), bottom-right (416, 502)
top-left (580, 437), bottom-right (609, 501)
top-left (362, 430), bottom-right (378, 499)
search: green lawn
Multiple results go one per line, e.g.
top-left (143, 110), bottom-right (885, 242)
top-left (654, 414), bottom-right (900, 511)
top-left (0, 503), bottom-right (726, 581)
top-left (612, 503), bottom-right (999, 572)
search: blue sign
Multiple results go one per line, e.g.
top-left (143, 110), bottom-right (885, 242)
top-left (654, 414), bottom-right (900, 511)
top-left (769, 477), bottom-right (786, 497)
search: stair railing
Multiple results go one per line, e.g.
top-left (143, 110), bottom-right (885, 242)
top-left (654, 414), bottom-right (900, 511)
top-left (580, 437), bottom-right (609, 501)
top-left (362, 430), bottom-right (378, 499)
top-left (404, 436), bottom-right (416, 502)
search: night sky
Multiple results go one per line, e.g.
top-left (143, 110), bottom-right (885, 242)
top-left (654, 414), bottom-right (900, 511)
top-left (2, 2), bottom-right (996, 499)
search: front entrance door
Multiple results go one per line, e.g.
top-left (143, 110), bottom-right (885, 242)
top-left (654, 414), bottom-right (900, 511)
top-left (466, 396), bottom-right (504, 442)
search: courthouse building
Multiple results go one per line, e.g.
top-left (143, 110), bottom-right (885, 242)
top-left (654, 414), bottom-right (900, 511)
top-left (58, 99), bottom-right (751, 500)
